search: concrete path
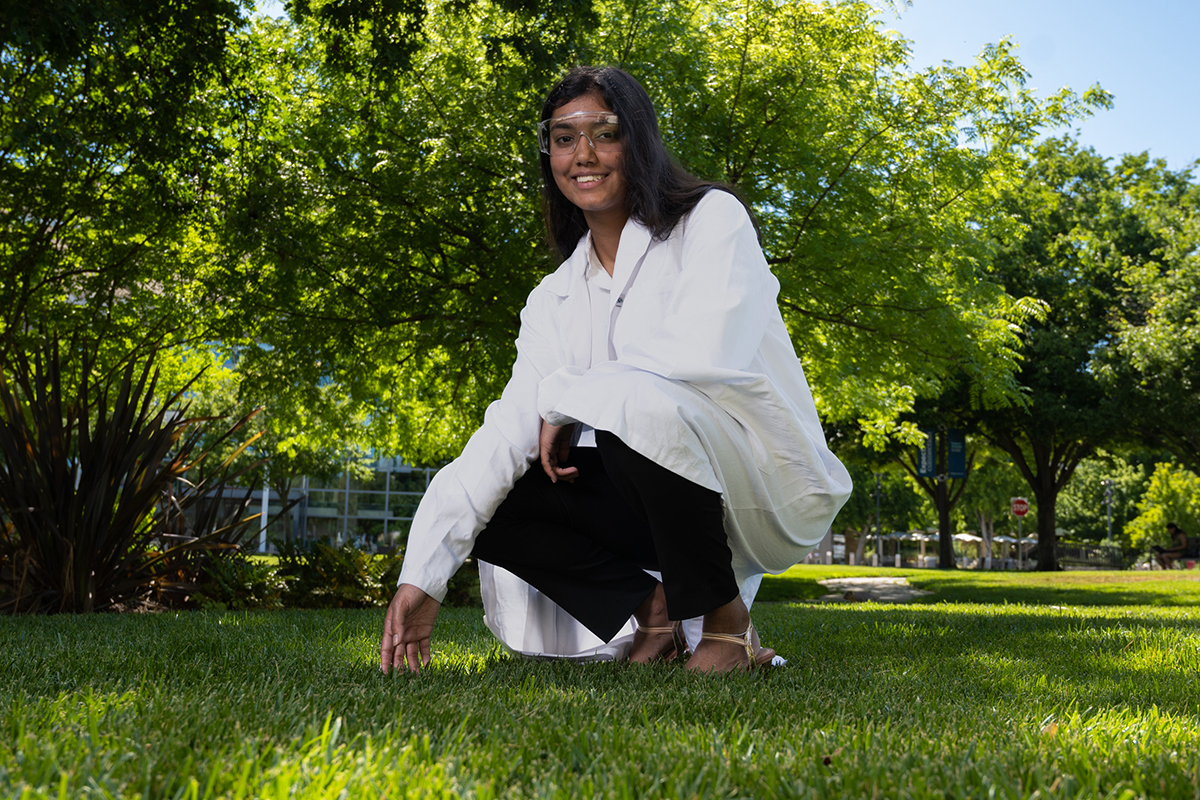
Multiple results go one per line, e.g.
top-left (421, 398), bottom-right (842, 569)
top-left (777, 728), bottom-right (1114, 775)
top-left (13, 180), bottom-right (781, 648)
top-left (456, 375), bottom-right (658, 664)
top-left (816, 576), bottom-right (932, 603)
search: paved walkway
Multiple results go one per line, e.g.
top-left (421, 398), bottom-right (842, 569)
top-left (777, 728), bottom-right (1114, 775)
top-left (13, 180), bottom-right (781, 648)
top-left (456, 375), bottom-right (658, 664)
top-left (816, 576), bottom-right (932, 603)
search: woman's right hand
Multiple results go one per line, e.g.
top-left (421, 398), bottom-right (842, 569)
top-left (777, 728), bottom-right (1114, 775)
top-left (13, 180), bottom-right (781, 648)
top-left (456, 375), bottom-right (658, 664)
top-left (539, 419), bottom-right (579, 483)
top-left (381, 583), bottom-right (440, 673)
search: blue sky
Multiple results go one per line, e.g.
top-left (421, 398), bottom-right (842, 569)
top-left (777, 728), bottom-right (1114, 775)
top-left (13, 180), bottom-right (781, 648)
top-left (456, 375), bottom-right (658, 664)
top-left (256, 0), bottom-right (1199, 171)
top-left (885, 0), bottom-right (1200, 171)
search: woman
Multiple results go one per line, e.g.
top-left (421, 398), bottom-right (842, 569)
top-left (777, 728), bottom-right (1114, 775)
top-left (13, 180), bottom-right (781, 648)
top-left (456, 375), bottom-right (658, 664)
top-left (1153, 523), bottom-right (1189, 569)
top-left (381, 66), bottom-right (852, 674)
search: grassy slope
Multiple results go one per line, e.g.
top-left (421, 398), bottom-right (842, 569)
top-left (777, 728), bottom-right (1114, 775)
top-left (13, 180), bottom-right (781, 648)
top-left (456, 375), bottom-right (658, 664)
top-left (1, 570), bottom-right (1199, 798)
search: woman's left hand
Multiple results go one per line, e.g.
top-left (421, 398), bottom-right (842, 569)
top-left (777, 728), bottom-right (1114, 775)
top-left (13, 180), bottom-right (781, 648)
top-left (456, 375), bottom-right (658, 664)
top-left (539, 419), bottom-right (579, 483)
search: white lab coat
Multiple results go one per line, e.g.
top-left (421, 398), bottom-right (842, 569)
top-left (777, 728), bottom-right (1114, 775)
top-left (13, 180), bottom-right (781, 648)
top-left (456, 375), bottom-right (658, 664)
top-left (399, 190), bottom-right (852, 659)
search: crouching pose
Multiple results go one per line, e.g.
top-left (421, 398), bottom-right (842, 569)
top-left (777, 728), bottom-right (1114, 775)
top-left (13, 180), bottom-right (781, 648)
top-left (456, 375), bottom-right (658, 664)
top-left (381, 66), bottom-right (852, 674)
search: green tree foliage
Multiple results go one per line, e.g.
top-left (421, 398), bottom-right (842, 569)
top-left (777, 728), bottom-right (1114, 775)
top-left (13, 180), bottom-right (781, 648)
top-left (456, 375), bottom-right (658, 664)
top-left (964, 138), bottom-right (1165, 570)
top-left (198, 0), bottom-right (1106, 465)
top-left (1109, 157), bottom-right (1200, 474)
top-left (1055, 451), bottom-right (1150, 548)
top-left (950, 445), bottom-right (1029, 567)
top-left (0, 0), bottom-right (248, 364)
top-left (2, 0), bottom-right (1109, 476)
top-left (1124, 463), bottom-right (1200, 553)
top-left (832, 461), bottom-right (924, 563)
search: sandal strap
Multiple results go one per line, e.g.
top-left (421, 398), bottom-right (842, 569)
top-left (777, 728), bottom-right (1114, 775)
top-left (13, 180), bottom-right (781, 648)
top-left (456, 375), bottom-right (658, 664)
top-left (700, 624), bottom-right (755, 663)
top-left (637, 626), bottom-right (675, 635)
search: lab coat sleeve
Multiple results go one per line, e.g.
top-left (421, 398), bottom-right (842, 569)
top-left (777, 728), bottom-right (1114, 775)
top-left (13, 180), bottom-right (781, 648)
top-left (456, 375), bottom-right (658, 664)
top-left (397, 291), bottom-right (561, 601)
top-left (618, 190), bottom-right (774, 382)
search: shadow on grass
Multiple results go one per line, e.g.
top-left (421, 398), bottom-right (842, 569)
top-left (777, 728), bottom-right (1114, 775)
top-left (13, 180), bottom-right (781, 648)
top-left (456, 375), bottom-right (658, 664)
top-left (904, 576), bottom-right (1200, 608)
top-left (752, 601), bottom-right (1200, 719)
top-left (754, 573), bottom-right (828, 602)
top-left (758, 567), bottom-right (1200, 608)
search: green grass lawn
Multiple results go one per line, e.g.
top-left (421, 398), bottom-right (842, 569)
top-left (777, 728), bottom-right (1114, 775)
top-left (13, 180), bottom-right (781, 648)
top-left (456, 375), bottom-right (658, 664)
top-left (3, 568), bottom-right (1200, 798)
top-left (758, 564), bottom-right (1200, 607)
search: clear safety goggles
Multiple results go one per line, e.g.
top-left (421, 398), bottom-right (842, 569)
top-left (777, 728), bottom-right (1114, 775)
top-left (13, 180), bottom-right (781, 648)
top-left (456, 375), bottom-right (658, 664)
top-left (537, 112), bottom-right (621, 156)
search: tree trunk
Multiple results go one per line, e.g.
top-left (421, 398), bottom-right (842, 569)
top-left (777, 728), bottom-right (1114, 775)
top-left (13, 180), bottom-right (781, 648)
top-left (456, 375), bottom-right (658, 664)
top-left (1035, 488), bottom-right (1058, 571)
top-left (852, 521), bottom-right (870, 565)
top-left (978, 510), bottom-right (993, 570)
top-left (270, 468), bottom-right (300, 546)
top-left (937, 476), bottom-right (954, 568)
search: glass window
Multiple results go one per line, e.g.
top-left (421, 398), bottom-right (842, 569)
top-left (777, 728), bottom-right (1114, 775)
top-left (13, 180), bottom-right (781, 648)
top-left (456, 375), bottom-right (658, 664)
top-left (389, 473), bottom-right (428, 493)
top-left (353, 492), bottom-right (387, 513)
top-left (307, 474), bottom-right (347, 490)
top-left (307, 490), bottom-right (342, 510)
top-left (388, 495), bottom-right (421, 519)
top-left (350, 471), bottom-right (388, 492)
top-left (305, 517), bottom-right (341, 541)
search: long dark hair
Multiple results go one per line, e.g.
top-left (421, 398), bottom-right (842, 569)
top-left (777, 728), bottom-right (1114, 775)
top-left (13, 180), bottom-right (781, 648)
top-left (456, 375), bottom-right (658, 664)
top-left (539, 66), bottom-right (751, 259)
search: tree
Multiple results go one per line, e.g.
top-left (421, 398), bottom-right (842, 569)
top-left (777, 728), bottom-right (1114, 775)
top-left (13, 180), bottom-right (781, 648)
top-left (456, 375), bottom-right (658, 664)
top-left (4, 0), bottom-right (1109, 477)
top-left (893, 425), bottom-right (974, 569)
top-left (177, 355), bottom-right (378, 543)
top-left (0, 0), bottom-right (248, 366)
top-left (832, 461), bottom-right (924, 564)
top-left (1054, 450), bottom-right (1150, 548)
top-left (1108, 156), bottom-right (1200, 473)
top-left (195, 0), bottom-right (1107, 465)
top-left (965, 138), bottom-right (1162, 570)
top-left (1124, 463), bottom-right (1200, 554)
top-left (951, 446), bottom-right (1030, 569)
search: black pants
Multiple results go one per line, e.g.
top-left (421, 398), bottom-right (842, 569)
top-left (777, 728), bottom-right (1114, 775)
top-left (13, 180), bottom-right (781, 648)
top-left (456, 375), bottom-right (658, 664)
top-left (471, 431), bottom-right (739, 642)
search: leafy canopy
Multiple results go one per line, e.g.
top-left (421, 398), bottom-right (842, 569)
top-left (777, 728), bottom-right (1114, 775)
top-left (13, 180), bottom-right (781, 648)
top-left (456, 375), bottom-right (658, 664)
top-left (197, 0), bottom-right (1107, 464)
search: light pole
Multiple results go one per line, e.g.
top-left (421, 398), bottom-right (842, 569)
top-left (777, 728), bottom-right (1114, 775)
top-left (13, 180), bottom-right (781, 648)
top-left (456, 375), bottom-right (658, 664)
top-left (875, 473), bottom-right (882, 567)
top-left (1101, 479), bottom-right (1114, 545)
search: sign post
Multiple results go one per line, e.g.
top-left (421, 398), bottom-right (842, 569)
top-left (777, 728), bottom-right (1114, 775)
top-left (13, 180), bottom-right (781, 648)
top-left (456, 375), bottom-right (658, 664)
top-left (1011, 497), bottom-right (1029, 568)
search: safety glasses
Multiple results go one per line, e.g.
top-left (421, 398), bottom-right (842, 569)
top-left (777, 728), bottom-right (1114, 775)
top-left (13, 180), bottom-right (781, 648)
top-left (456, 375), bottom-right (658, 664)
top-left (537, 111), bottom-right (621, 156)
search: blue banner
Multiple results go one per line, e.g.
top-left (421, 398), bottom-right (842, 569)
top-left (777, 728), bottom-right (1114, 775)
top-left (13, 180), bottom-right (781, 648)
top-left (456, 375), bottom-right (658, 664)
top-left (947, 429), bottom-right (966, 478)
top-left (917, 429), bottom-right (936, 477)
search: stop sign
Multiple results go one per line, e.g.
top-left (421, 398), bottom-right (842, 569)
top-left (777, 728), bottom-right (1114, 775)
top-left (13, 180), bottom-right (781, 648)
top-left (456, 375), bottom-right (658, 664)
top-left (1011, 497), bottom-right (1030, 517)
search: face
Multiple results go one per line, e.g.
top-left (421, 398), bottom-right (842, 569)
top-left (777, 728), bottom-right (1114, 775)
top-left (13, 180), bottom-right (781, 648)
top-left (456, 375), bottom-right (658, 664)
top-left (548, 92), bottom-right (629, 228)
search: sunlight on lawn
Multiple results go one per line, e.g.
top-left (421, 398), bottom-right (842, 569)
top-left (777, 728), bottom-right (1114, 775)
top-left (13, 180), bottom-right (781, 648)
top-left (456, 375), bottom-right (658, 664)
top-left (4, 578), bottom-right (1200, 798)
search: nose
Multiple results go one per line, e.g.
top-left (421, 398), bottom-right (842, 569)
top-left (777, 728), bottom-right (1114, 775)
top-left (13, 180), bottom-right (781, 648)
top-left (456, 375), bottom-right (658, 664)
top-left (573, 132), bottom-right (598, 161)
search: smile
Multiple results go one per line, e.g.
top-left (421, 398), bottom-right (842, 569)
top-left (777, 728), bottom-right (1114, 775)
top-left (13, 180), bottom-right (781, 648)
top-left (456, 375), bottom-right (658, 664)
top-left (574, 175), bottom-right (606, 184)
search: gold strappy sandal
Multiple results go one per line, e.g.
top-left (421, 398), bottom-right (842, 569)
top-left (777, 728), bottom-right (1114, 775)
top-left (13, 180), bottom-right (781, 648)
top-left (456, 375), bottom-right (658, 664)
top-left (697, 622), bottom-right (776, 671)
top-left (632, 621), bottom-right (687, 663)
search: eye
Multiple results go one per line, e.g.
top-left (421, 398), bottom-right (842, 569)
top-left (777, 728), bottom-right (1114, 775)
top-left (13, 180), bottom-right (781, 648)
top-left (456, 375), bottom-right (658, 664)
top-left (553, 133), bottom-right (576, 146)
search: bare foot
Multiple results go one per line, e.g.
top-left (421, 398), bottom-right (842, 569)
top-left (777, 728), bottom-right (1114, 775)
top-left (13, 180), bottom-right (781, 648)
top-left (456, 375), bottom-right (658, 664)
top-left (629, 583), bottom-right (677, 664)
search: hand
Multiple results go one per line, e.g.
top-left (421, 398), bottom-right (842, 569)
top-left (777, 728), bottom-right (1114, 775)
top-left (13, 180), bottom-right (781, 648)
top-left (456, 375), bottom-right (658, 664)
top-left (380, 583), bottom-right (441, 674)
top-left (539, 419), bottom-right (579, 483)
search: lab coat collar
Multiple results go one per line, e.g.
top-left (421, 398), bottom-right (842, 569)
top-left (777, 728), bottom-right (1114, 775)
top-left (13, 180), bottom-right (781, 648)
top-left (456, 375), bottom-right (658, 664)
top-left (538, 218), bottom-right (653, 304)
top-left (540, 234), bottom-right (591, 299)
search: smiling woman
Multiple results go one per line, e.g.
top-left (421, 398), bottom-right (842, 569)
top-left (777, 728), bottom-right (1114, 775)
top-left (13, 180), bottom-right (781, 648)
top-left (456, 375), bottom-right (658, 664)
top-left (381, 65), bottom-right (853, 676)
top-left (541, 97), bottom-right (629, 259)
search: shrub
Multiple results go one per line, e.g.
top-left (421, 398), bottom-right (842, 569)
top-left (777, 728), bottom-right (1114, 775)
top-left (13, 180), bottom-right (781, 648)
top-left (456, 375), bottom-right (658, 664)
top-left (0, 338), bottom-right (263, 613)
top-left (277, 540), bottom-right (402, 608)
top-left (1125, 463), bottom-right (1200, 552)
top-left (194, 554), bottom-right (287, 610)
top-left (377, 554), bottom-right (482, 608)
top-left (278, 541), bottom-right (482, 608)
